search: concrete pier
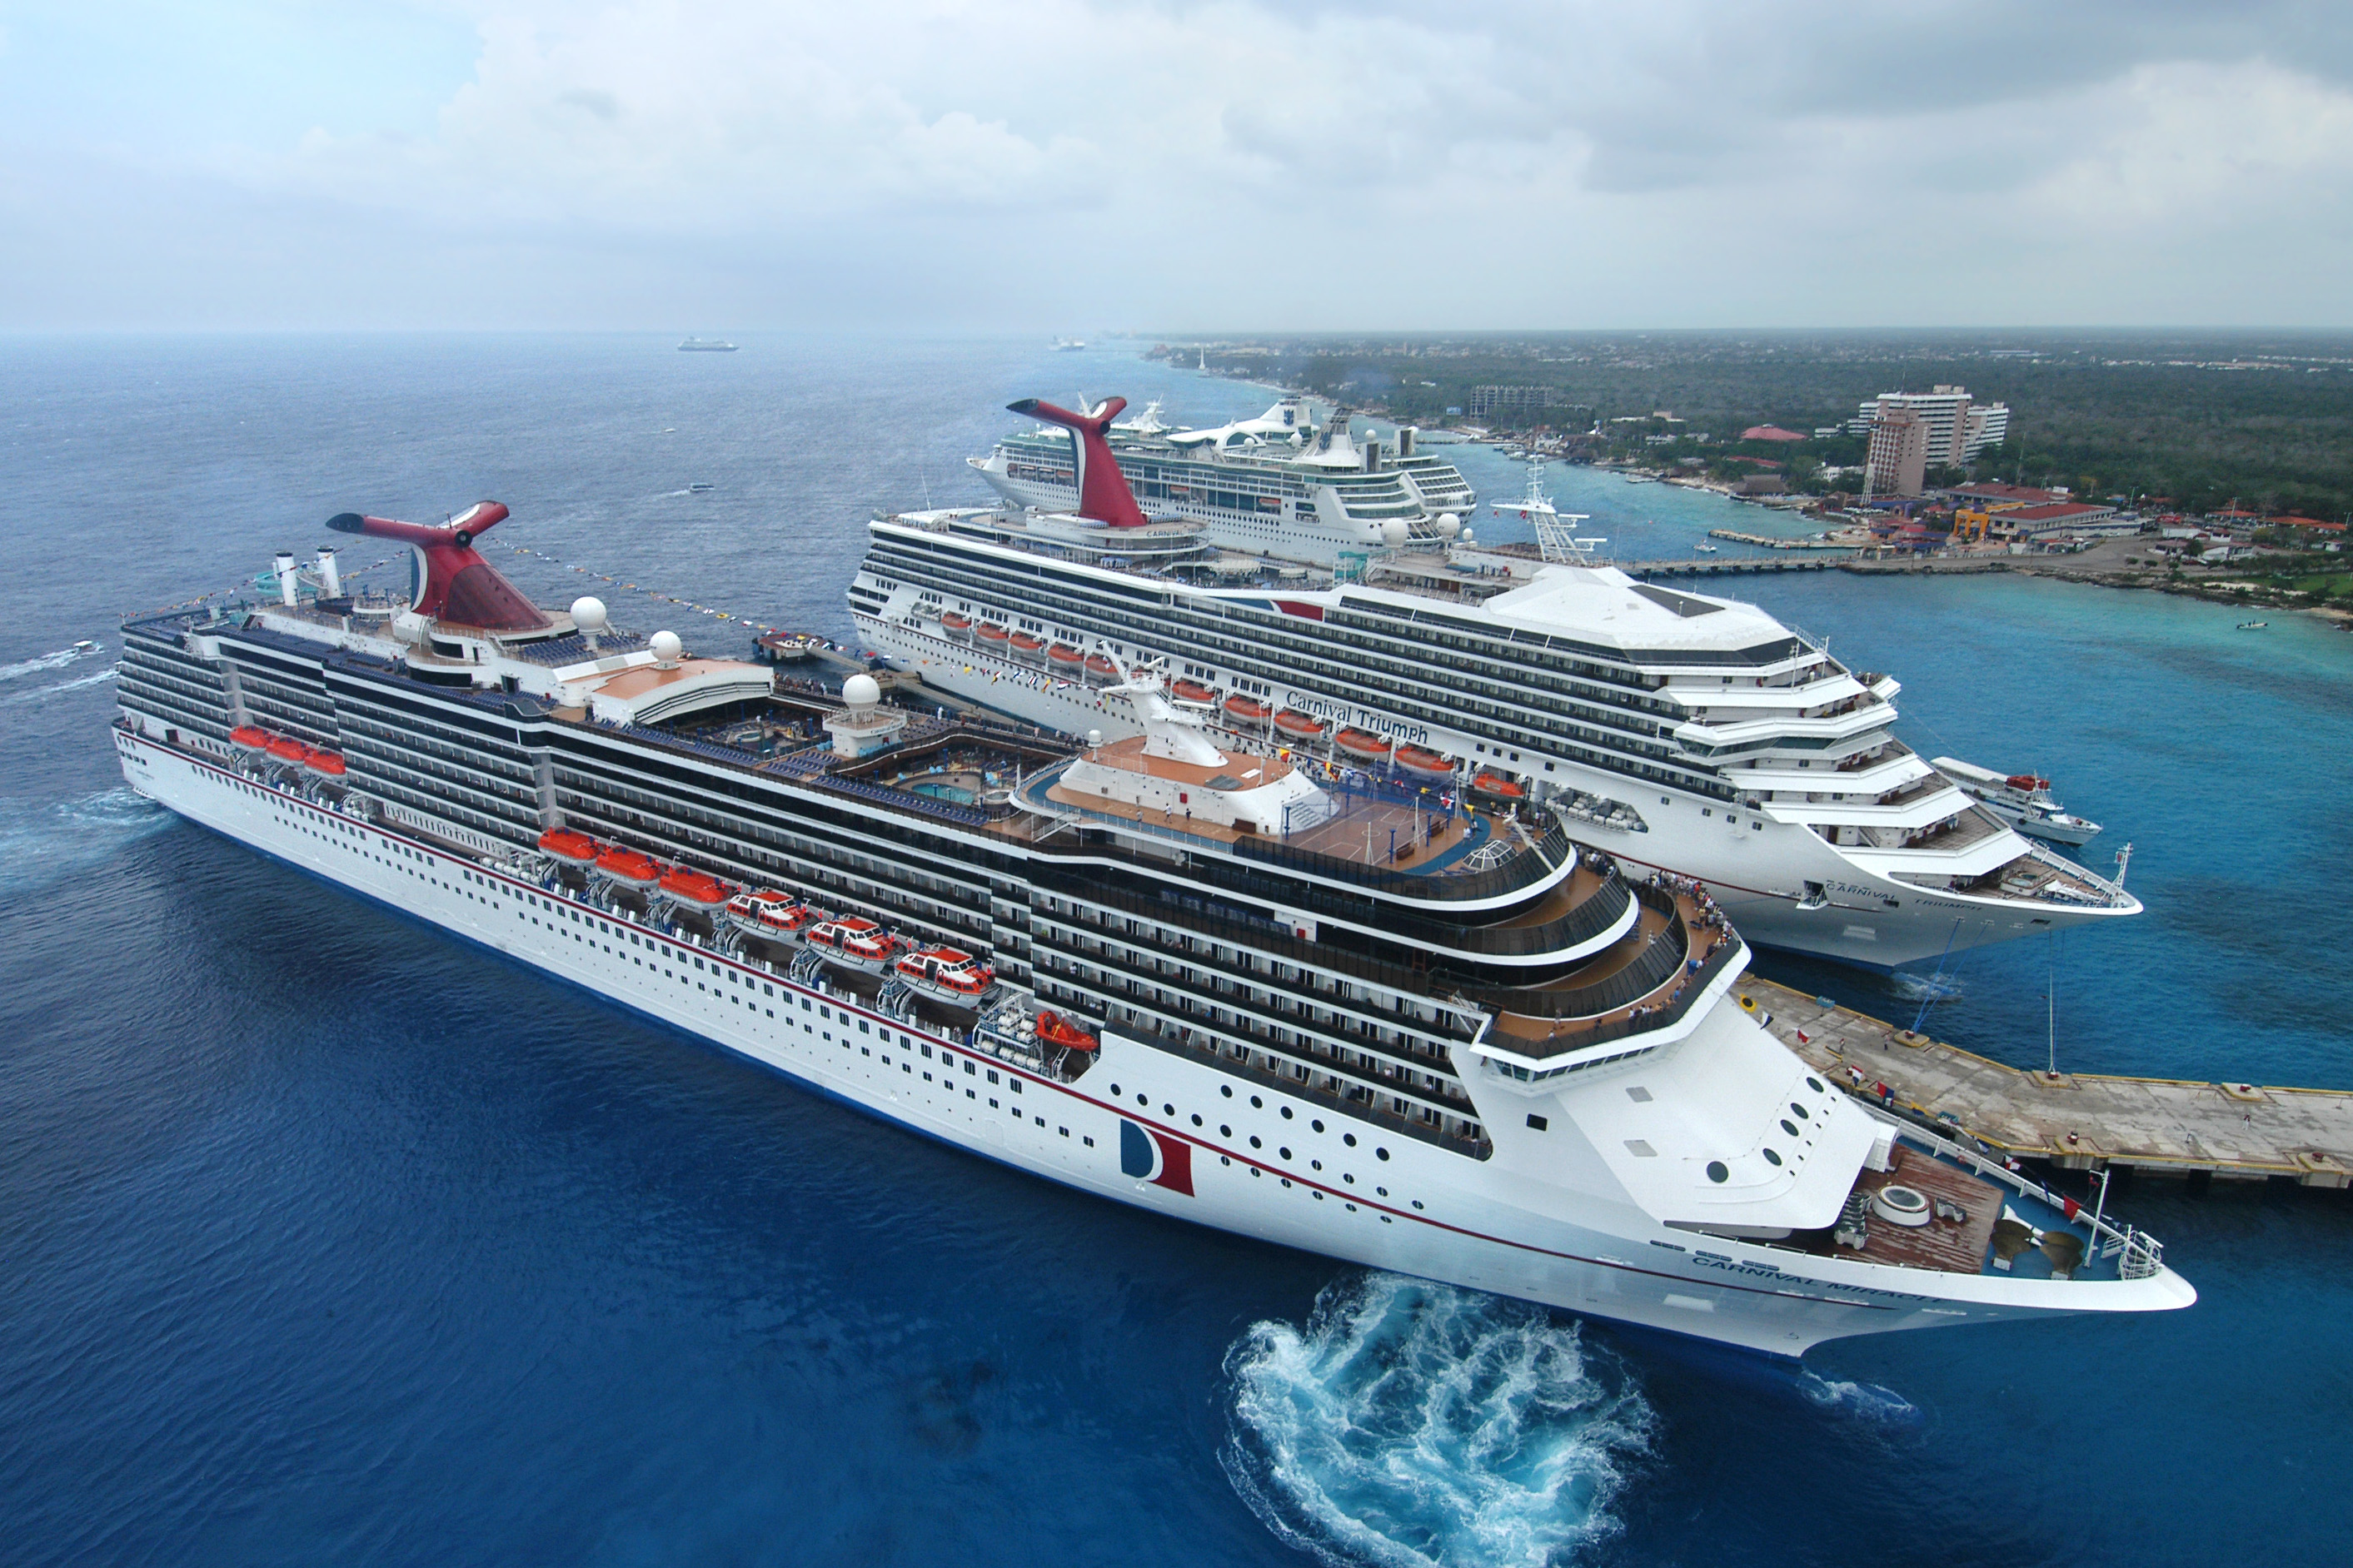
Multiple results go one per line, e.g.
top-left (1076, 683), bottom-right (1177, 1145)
top-left (1741, 978), bottom-right (2353, 1187)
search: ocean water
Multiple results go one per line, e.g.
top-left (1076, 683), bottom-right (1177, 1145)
top-left (2, 335), bottom-right (2348, 1568)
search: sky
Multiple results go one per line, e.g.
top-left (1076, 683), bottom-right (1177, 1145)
top-left (3, 0), bottom-right (2351, 332)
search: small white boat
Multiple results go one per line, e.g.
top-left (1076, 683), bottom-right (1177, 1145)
top-left (1694, 543), bottom-right (1719, 554)
top-left (1932, 757), bottom-right (2101, 846)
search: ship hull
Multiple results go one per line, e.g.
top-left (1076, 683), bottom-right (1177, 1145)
top-left (115, 727), bottom-right (2193, 1355)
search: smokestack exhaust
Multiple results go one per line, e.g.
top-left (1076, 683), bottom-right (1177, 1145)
top-left (316, 546), bottom-right (341, 599)
top-left (275, 551), bottom-right (298, 607)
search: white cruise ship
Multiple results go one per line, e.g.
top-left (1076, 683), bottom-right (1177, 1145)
top-left (112, 502), bottom-right (2188, 1356)
top-left (853, 396), bottom-right (2144, 973)
top-left (971, 396), bottom-right (1478, 560)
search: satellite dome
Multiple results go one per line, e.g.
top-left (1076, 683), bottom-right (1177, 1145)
top-left (570, 595), bottom-right (609, 632)
top-left (1435, 513), bottom-right (1461, 540)
top-left (1380, 519), bottom-right (1410, 548)
top-left (649, 630), bottom-right (683, 665)
top-left (842, 672), bottom-right (882, 707)
top-left (1459, 526), bottom-right (1476, 544)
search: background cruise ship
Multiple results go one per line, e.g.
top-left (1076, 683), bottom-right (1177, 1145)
top-left (971, 396), bottom-right (1478, 560)
top-left (855, 396), bottom-right (2143, 972)
top-left (111, 500), bottom-right (2184, 1356)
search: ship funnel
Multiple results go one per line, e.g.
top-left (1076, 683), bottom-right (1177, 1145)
top-left (275, 551), bottom-right (298, 607)
top-left (1362, 438), bottom-right (1380, 474)
top-left (1398, 426), bottom-right (1416, 457)
top-left (316, 546), bottom-right (341, 598)
top-left (1005, 396), bottom-right (1149, 530)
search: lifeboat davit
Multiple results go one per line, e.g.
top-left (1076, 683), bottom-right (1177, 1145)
top-left (1274, 708), bottom-right (1326, 739)
top-left (1083, 653), bottom-right (1119, 685)
top-left (1048, 643), bottom-right (1084, 669)
top-left (1472, 770), bottom-right (1528, 801)
top-left (538, 828), bottom-right (601, 864)
top-left (1335, 728), bottom-right (1393, 761)
top-left (893, 945), bottom-right (995, 1004)
top-left (1009, 631), bottom-right (1047, 661)
top-left (596, 846), bottom-right (663, 888)
top-left (1395, 744), bottom-right (1454, 778)
top-left (265, 735), bottom-right (309, 764)
top-left (1171, 679), bottom-right (1216, 705)
top-left (975, 622), bottom-right (1010, 647)
top-left (940, 612), bottom-right (973, 642)
top-left (302, 746), bottom-right (348, 776)
top-left (657, 866), bottom-right (732, 910)
top-left (1034, 1010), bottom-right (1099, 1054)
top-left (807, 915), bottom-right (900, 973)
top-left (230, 725), bottom-right (270, 753)
top-left (1224, 694), bottom-right (1273, 723)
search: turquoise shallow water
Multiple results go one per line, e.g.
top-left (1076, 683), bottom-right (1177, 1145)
top-left (1, 336), bottom-right (2346, 1568)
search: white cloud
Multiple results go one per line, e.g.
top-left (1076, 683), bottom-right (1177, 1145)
top-left (7, 0), bottom-right (2353, 326)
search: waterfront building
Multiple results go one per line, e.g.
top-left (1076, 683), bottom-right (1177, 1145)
top-left (1847, 387), bottom-right (2009, 465)
top-left (1863, 406), bottom-right (1928, 499)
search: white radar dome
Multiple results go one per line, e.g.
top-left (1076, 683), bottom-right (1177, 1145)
top-left (570, 595), bottom-right (609, 632)
top-left (842, 673), bottom-right (882, 707)
top-left (649, 630), bottom-right (683, 666)
top-left (1086, 728), bottom-right (1104, 749)
top-left (1435, 513), bottom-right (1461, 540)
top-left (1380, 519), bottom-right (1410, 548)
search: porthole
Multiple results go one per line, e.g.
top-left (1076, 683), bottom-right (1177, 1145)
top-left (1163, 1103), bottom-right (1174, 1116)
top-left (1375, 1187), bottom-right (1388, 1197)
top-left (1791, 1103), bottom-right (1810, 1120)
top-left (1806, 1076), bottom-right (1824, 1093)
top-left (1220, 1124), bottom-right (1232, 1137)
top-left (1191, 1114), bottom-right (1204, 1127)
top-left (1706, 1161), bottom-right (1730, 1183)
top-left (1310, 1160), bottom-right (1322, 1171)
top-left (1763, 1148), bottom-right (1783, 1167)
top-left (1343, 1133), bottom-right (1358, 1147)
top-left (1279, 1147), bottom-right (1291, 1160)
top-left (1111, 1083), bottom-right (1121, 1096)
top-left (1135, 1093), bottom-right (1147, 1107)
top-left (1249, 1136), bottom-right (1262, 1149)
top-left (1250, 1095), bottom-right (1264, 1109)
top-left (1311, 1119), bottom-right (1324, 1133)
top-left (1376, 1147), bottom-right (1389, 1161)
top-left (1279, 1107), bottom-right (1293, 1120)
top-left (1781, 1119), bottom-right (1799, 1137)
top-left (1221, 1086), bottom-right (1233, 1098)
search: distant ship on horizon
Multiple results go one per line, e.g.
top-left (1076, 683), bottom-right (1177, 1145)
top-left (678, 337), bottom-right (739, 352)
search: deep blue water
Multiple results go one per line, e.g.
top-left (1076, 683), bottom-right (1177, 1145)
top-left (3, 336), bottom-right (2348, 1567)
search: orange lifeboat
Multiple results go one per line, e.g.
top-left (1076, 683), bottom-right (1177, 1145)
top-left (538, 828), bottom-right (601, 864)
top-left (1335, 728), bottom-right (1393, 760)
top-left (265, 735), bottom-right (309, 764)
top-left (657, 865), bottom-right (732, 910)
top-left (1009, 631), bottom-right (1047, 661)
top-left (1395, 744), bottom-right (1454, 778)
top-left (1083, 653), bottom-right (1118, 685)
top-left (940, 611), bottom-right (973, 641)
top-left (1047, 643), bottom-right (1084, 669)
top-left (1224, 694), bottom-right (1273, 723)
top-left (975, 622), bottom-right (1010, 647)
top-left (1472, 770), bottom-right (1528, 801)
top-left (596, 846), bottom-right (663, 888)
top-left (807, 915), bottom-right (900, 973)
top-left (302, 746), bottom-right (348, 776)
top-left (1171, 679), bottom-right (1217, 705)
top-left (230, 725), bottom-right (270, 752)
top-left (893, 944), bottom-right (995, 1003)
top-left (2006, 774), bottom-right (2049, 792)
top-left (1274, 708), bottom-right (1326, 739)
top-left (1035, 1010), bottom-right (1099, 1054)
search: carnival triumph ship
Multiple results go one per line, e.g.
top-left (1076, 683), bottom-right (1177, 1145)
top-left (971, 394), bottom-right (1479, 558)
top-left (854, 397), bottom-right (2142, 972)
top-left (112, 500), bottom-right (2187, 1356)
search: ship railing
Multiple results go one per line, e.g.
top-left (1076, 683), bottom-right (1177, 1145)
top-left (2020, 840), bottom-right (2134, 908)
top-left (1862, 1109), bottom-right (2166, 1282)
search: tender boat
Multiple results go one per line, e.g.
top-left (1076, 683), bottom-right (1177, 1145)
top-left (807, 915), bottom-right (900, 972)
top-left (894, 944), bottom-right (996, 1004)
top-left (1932, 756), bottom-right (2102, 846)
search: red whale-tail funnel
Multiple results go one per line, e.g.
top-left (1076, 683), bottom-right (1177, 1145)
top-left (1007, 396), bottom-right (1149, 529)
top-left (325, 501), bottom-right (551, 632)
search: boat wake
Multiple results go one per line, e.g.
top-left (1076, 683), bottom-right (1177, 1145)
top-left (1889, 970), bottom-right (1964, 1004)
top-left (1222, 1274), bottom-right (1654, 1568)
top-left (1797, 1371), bottom-right (1926, 1434)
top-left (3, 665), bottom-right (118, 705)
top-left (0, 640), bottom-right (103, 683)
top-left (0, 787), bottom-right (174, 898)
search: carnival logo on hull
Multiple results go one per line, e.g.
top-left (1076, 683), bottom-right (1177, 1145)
top-left (1119, 1120), bottom-right (1194, 1196)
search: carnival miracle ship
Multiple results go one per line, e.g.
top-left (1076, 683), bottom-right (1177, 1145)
top-left (855, 397), bottom-right (2142, 972)
top-left (113, 497), bottom-right (2186, 1355)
